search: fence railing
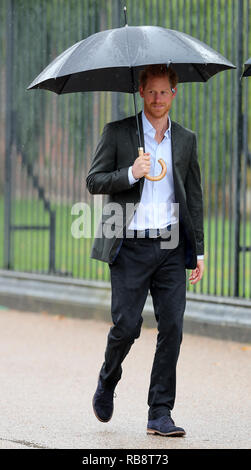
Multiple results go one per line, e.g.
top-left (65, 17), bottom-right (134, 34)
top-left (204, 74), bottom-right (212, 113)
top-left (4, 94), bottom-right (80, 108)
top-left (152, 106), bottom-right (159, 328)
top-left (0, 0), bottom-right (250, 299)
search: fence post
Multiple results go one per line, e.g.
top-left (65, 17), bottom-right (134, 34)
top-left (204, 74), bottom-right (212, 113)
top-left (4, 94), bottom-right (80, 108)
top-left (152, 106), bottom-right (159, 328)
top-left (233, 0), bottom-right (244, 297)
top-left (111, 0), bottom-right (125, 122)
top-left (49, 211), bottom-right (56, 274)
top-left (4, 0), bottom-right (14, 269)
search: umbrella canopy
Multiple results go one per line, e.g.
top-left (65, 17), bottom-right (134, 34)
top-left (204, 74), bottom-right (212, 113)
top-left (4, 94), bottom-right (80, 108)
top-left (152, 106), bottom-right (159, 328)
top-left (27, 25), bottom-right (235, 94)
top-left (27, 24), bottom-right (235, 181)
top-left (243, 57), bottom-right (251, 77)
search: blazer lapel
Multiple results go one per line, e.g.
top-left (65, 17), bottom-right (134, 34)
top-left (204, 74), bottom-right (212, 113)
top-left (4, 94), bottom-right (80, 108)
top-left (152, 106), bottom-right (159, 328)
top-left (171, 120), bottom-right (179, 167)
top-left (171, 121), bottom-right (184, 203)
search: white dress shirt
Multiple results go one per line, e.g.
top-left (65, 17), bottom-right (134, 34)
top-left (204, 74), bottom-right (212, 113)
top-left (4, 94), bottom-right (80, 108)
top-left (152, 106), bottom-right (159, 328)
top-left (128, 111), bottom-right (177, 230)
top-left (127, 111), bottom-right (204, 261)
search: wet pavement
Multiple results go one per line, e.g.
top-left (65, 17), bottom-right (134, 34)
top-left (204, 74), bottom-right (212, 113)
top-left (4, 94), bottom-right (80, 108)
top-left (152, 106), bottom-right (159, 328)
top-left (0, 308), bottom-right (250, 449)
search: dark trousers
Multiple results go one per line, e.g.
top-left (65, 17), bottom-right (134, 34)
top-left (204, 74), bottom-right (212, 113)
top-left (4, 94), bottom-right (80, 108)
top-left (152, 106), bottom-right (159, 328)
top-left (99, 229), bottom-right (186, 420)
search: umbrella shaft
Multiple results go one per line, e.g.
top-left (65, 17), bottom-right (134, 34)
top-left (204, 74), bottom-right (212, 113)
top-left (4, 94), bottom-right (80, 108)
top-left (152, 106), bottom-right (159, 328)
top-left (133, 91), bottom-right (142, 148)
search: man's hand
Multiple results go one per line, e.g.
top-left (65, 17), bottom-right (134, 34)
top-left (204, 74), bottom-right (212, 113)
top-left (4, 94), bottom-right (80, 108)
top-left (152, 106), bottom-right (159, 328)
top-left (189, 259), bottom-right (204, 285)
top-left (132, 152), bottom-right (151, 179)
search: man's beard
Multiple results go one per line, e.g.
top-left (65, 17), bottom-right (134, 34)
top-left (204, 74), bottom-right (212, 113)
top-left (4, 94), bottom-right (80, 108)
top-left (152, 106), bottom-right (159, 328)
top-left (145, 103), bottom-right (170, 119)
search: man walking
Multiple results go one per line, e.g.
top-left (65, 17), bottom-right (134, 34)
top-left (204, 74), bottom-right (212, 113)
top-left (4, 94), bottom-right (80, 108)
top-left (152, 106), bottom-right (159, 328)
top-left (86, 64), bottom-right (204, 436)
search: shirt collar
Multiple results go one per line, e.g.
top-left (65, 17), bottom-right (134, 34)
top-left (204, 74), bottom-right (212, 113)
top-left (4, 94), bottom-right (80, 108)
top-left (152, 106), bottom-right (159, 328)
top-left (142, 110), bottom-right (171, 138)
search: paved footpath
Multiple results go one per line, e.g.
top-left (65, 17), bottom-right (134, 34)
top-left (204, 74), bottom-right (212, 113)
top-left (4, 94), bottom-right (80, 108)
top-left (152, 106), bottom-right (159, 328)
top-left (0, 308), bottom-right (250, 450)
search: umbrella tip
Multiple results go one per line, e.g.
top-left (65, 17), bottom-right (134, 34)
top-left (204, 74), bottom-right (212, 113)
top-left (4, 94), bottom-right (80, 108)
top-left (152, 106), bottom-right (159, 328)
top-left (124, 6), bottom-right (128, 27)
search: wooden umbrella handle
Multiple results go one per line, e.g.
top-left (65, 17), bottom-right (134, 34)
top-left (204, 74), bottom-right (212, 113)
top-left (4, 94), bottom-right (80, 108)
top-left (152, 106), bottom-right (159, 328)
top-left (138, 147), bottom-right (167, 181)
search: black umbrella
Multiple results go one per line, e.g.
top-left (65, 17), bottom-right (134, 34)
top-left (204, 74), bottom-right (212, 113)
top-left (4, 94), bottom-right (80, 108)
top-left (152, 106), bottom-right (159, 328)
top-left (27, 10), bottom-right (235, 179)
top-left (243, 57), bottom-right (251, 77)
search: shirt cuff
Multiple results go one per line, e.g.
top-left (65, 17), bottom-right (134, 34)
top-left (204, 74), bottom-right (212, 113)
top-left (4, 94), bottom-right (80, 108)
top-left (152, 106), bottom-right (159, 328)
top-left (197, 255), bottom-right (204, 260)
top-left (128, 166), bottom-right (139, 185)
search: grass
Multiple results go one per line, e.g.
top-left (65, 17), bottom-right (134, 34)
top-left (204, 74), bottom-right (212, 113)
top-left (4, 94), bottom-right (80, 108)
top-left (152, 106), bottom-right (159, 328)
top-left (0, 197), bottom-right (250, 298)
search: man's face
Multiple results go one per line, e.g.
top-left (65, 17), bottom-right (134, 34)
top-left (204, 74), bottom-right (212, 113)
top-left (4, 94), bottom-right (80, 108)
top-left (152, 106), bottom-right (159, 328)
top-left (139, 75), bottom-right (176, 120)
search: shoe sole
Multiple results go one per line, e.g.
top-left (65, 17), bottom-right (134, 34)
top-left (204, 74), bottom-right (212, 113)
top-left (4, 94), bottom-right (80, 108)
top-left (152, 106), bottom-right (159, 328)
top-left (147, 428), bottom-right (186, 437)
top-left (92, 396), bottom-right (113, 423)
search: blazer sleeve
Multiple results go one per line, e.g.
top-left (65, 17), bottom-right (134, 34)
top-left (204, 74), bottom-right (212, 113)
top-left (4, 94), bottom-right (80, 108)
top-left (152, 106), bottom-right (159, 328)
top-left (184, 134), bottom-right (204, 256)
top-left (86, 123), bottom-right (133, 195)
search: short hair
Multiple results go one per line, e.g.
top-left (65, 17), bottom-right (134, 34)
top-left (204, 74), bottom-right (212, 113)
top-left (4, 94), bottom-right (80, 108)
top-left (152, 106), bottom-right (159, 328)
top-left (139, 64), bottom-right (179, 90)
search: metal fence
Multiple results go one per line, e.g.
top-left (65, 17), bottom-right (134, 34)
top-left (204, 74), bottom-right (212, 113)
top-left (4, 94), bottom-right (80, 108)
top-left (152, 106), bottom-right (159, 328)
top-left (0, 0), bottom-right (250, 299)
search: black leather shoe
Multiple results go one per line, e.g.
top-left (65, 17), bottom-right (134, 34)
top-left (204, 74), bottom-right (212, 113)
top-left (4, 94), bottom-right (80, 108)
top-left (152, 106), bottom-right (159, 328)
top-left (147, 415), bottom-right (186, 437)
top-left (92, 378), bottom-right (116, 423)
